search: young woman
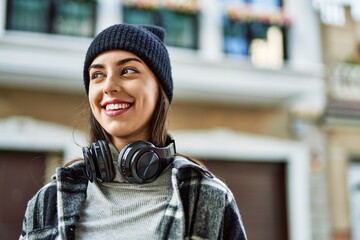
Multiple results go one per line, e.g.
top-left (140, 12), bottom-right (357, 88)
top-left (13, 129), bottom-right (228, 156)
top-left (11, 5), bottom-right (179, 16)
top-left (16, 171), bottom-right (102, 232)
top-left (20, 24), bottom-right (247, 240)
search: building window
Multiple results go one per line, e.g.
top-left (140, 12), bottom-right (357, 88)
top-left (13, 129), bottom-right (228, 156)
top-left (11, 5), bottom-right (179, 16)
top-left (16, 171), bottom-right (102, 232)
top-left (122, 0), bottom-right (199, 49)
top-left (6, 0), bottom-right (97, 37)
top-left (222, 0), bottom-right (290, 69)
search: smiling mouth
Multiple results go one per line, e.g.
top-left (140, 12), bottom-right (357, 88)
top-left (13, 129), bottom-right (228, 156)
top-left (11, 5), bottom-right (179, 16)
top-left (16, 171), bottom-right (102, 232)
top-left (105, 103), bottom-right (131, 111)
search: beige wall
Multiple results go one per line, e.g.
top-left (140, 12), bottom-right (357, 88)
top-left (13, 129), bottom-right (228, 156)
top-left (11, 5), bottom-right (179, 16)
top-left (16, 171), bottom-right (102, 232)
top-left (169, 101), bottom-right (290, 138)
top-left (326, 127), bottom-right (360, 238)
top-left (0, 87), bottom-right (88, 131)
top-left (321, 7), bottom-right (359, 65)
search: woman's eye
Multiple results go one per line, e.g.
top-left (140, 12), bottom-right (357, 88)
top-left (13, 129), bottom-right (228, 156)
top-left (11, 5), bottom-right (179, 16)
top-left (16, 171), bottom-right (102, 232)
top-left (122, 68), bottom-right (137, 75)
top-left (91, 72), bottom-right (104, 80)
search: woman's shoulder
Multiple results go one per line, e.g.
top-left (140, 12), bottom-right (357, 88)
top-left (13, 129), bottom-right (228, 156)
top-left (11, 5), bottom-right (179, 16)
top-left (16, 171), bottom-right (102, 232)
top-left (173, 155), bottom-right (235, 199)
top-left (53, 159), bottom-right (86, 180)
top-left (173, 155), bottom-right (212, 178)
top-left (51, 160), bottom-right (88, 192)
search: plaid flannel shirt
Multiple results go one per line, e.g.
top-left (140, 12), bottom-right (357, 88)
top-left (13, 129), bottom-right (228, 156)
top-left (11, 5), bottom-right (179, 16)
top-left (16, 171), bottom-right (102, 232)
top-left (20, 156), bottom-right (247, 240)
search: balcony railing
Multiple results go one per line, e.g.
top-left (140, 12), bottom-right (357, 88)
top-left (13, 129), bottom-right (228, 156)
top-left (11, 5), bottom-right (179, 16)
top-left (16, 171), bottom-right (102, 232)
top-left (329, 63), bottom-right (360, 100)
top-left (6, 0), bottom-right (97, 37)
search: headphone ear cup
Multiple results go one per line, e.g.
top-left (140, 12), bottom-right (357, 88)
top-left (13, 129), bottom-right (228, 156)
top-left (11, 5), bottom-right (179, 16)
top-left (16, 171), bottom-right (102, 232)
top-left (83, 141), bottom-right (115, 183)
top-left (118, 138), bottom-right (176, 184)
top-left (118, 141), bottom-right (136, 180)
top-left (96, 140), bottom-right (115, 182)
top-left (119, 141), bottom-right (158, 183)
top-left (135, 149), bottom-right (161, 181)
top-left (83, 146), bottom-right (97, 182)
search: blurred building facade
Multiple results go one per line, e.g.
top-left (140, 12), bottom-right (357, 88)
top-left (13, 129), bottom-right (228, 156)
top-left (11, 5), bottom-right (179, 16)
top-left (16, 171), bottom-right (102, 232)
top-left (314, 2), bottom-right (360, 240)
top-left (0, 0), bottom-right (345, 239)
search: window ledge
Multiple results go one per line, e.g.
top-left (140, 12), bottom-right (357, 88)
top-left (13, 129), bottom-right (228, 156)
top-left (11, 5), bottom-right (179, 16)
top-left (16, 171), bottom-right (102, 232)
top-left (0, 30), bottom-right (91, 52)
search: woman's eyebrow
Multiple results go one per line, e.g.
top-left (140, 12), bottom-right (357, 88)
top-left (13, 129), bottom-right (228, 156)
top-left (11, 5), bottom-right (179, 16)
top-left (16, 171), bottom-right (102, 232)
top-left (116, 57), bottom-right (142, 66)
top-left (88, 63), bottom-right (104, 71)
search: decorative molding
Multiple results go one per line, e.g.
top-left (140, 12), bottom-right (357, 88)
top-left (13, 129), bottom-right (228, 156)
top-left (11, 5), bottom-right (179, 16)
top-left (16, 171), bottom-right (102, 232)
top-left (0, 116), bottom-right (87, 162)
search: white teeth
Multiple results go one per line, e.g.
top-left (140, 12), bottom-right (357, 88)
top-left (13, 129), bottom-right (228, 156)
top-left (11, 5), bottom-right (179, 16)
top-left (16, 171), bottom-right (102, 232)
top-left (105, 103), bottom-right (131, 111)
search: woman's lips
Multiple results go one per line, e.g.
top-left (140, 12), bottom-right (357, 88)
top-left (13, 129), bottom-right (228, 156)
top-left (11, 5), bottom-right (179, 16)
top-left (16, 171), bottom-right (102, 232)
top-left (102, 101), bottom-right (132, 117)
top-left (104, 107), bottom-right (130, 117)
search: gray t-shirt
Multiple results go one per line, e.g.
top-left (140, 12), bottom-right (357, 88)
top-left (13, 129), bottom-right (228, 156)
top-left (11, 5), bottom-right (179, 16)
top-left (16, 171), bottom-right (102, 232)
top-left (75, 162), bottom-right (172, 240)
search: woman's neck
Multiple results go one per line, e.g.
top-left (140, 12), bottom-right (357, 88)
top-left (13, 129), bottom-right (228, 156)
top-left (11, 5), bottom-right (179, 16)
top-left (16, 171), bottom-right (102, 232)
top-left (111, 133), bottom-right (150, 152)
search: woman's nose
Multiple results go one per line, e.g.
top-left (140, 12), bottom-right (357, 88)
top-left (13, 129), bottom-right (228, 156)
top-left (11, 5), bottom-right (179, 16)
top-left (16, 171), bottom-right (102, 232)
top-left (103, 74), bottom-right (120, 94)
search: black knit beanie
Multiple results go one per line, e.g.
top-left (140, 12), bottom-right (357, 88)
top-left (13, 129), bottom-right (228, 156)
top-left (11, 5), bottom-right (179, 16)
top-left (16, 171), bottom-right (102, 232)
top-left (83, 24), bottom-right (173, 102)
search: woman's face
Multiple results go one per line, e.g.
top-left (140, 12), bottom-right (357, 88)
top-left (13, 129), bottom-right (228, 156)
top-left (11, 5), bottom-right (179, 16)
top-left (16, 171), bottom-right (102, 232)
top-left (88, 50), bottom-right (159, 148)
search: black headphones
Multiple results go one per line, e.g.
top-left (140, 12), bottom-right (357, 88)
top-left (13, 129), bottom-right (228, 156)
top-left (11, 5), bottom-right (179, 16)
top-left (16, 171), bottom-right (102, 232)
top-left (82, 137), bottom-right (176, 184)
